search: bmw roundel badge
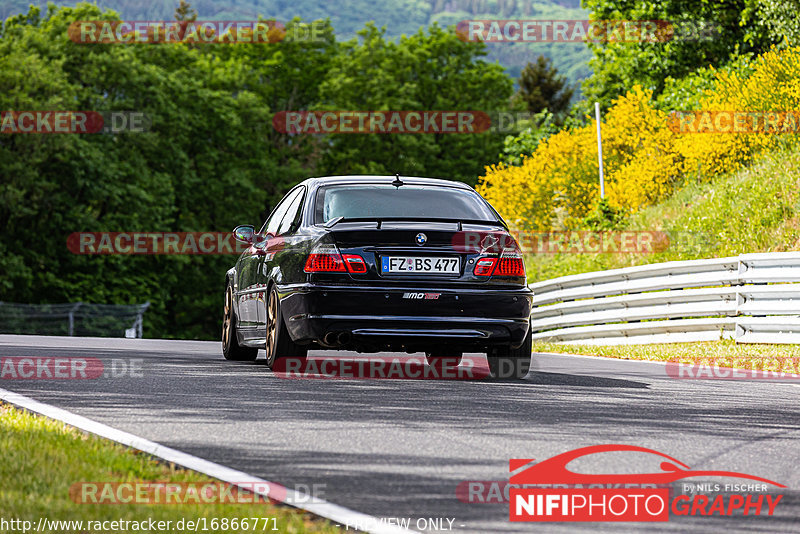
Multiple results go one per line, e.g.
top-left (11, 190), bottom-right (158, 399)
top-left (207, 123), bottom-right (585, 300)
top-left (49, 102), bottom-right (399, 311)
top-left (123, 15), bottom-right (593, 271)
top-left (415, 233), bottom-right (427, 246)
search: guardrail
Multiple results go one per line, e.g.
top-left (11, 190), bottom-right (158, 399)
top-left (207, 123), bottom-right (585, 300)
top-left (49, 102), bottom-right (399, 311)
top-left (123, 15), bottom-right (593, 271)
top-left (0, 301), bottom-right (150, 338)
top-left (528, 252), bottom-right (800, 345)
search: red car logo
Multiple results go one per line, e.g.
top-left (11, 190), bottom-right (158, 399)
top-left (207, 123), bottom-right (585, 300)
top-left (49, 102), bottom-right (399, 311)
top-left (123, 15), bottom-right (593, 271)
top-left (510, 444), bottom-right (785, 487)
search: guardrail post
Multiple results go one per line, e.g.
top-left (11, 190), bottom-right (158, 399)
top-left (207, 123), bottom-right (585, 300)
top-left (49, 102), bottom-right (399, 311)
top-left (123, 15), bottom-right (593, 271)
top-left (735, 289), bottom-right (744, 316)
top-left (735, 323), bottom-right (745, 342)
top-left (68, 302), bottom-right (82, 336)
top-left (736, 255), bottom-right (746, 285)
top-left (137, 302), bottom-right (150, 338)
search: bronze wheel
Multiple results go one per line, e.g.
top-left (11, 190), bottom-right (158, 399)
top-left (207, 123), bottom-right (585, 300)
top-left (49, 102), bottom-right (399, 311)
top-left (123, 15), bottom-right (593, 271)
top-left (222, 282), bottom-right (258, 361)
top-left (266, 288), bottom-right (278, 362)
top-left (222, 286), bottom-right (233, 351)
top-left (265, 286), bottom-right (307, 369)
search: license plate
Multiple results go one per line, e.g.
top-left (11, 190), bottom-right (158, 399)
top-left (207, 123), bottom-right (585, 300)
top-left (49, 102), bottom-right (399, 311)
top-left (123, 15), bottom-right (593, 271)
top-left (381, 256), bottom-right (459, 274)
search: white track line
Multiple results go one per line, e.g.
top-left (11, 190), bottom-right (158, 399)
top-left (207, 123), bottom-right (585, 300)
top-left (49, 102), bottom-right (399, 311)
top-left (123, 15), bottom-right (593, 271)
top-left (0, 387), bottom-right (416, 534)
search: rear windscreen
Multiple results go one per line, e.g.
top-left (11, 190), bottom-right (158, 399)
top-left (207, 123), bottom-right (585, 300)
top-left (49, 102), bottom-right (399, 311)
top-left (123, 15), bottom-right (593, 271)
top-left (314, 184), bottom-right (498, 223)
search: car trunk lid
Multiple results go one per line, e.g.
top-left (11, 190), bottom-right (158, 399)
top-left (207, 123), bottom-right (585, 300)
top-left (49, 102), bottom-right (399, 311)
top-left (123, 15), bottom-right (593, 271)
top-left (325, 219), bottom-right (516, 286)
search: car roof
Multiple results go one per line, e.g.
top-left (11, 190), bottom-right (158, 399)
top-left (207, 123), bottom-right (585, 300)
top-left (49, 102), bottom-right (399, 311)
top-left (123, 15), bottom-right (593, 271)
top-left (300, 175), bottom-right (474, 191)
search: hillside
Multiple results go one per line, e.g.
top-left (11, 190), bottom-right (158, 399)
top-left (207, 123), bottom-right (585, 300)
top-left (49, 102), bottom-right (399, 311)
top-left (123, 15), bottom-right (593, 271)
top-left (0, 0), bottom-right (591, 87)
top-left (524, 145), bottom-right (800, 283)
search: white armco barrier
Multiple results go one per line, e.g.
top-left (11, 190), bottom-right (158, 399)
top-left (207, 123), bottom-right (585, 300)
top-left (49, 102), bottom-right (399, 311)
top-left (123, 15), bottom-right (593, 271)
top-left (528, 252), bottom-right (800, 345)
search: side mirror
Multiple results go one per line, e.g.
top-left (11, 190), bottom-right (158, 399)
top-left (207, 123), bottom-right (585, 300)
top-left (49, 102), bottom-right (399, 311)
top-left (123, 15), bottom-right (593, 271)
top-left (232, 225), bottom-right (256, 244)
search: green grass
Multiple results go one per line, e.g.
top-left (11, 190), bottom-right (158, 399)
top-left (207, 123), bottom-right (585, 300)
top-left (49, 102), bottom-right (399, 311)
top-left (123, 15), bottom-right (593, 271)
top-left (525, 145), bottom-right (800, 283)
top-left (0, 403), bottom-right (343, 534)
top-left (533, 340), bottom-right (800, 373)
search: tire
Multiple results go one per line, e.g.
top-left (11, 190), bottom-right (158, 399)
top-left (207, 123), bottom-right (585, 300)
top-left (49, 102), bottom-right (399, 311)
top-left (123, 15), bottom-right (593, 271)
top-left (487, 325), bottom-right (532, 380)
top-left (222, 283), bottom-right (258, 361)
top-left (265, 286), bottom-right (307, 370)
top-left (425, 350), bottom-right (463, 371)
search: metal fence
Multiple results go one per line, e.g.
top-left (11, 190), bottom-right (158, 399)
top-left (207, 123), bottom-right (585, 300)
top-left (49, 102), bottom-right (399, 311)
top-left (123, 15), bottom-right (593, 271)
top-left (529, 252), bottom-right (800, 345)
top-left (0, 302), bottom-right (150, 338)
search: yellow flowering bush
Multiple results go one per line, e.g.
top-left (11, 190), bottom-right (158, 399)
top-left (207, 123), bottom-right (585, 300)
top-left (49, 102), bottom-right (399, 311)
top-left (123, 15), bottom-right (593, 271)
top-left (604, 87), bottom-right (681, 210)
top-left (678, 46), bottom-right (800, 176)
top-left (479, 46), bottom-right (800, 230)
top-left (478, 127), bottom-right (598, 230)
top-left (478, 87), bottom-right (678, 228)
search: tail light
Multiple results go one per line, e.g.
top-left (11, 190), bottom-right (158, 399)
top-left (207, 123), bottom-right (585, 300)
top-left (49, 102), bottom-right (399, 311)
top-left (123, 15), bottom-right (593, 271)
top-left (342, 254), bottom-right (367, 273)
top-left (473, 257), bottom-right (497, 276)
top-left (474, 252), bottom-right (526, 278)
top-left (304, 245), bottom-right (346, 272)
top-left (494, 252), bottom-right (526, 277)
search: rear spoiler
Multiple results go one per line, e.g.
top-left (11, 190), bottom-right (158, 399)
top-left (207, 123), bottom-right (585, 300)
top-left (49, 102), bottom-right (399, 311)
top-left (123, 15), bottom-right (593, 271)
top-left (322, 217), bottom-right (507, 231)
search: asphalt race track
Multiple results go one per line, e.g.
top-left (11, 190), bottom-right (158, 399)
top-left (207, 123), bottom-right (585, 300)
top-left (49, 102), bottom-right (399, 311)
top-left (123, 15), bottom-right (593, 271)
top-left (1, 335), bottom-right (799, 533)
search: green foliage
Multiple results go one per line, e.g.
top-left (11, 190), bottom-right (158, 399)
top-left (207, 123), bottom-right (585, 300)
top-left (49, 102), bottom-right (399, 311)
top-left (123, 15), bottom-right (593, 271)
top-left (173, 0), bottom-right (196, 21)
top-left (581, 0), bottom-right (777, 109)
top-left (525, 145), bottom-right (800, 282)
top-left (0, 3), bottom-right (281, 339)
top-left (317, 22), bottom-right (513, 184)
top-left (0, 4), bottom-right (516, 339)
top-left (653, 54), bottom-right (755, 112)
top-left (514, 55), bottom-right (574, 119)
top-left (582, 197), bottom-right (625, 231)
top-left (742, 0), bottom-right (800, 49)
top-left (2, 0), bottom-right (593, 89)
top-left (498, 109), bottom-right (559, 166)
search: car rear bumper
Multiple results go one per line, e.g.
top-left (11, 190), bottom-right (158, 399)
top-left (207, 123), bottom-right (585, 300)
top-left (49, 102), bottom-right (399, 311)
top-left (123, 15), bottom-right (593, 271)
top-left (278, 283), bottom-right (532, 350)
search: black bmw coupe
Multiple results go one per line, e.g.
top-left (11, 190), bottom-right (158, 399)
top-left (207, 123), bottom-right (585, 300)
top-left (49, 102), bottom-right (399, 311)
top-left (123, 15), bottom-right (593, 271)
top-left (222, 175), bottom-right (533, 378)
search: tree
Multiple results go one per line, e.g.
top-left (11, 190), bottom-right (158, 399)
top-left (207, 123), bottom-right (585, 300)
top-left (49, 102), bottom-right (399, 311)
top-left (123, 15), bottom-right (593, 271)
top-left (0, 5), bottom-right (519, 340)
top-left (316, 23), bottom-right (514, 185)
top-left (0, 4), bottom-right (330, 339)
top-left (581, 0), bottom-right (778, 109)
top-left (174, 0), bottom-right (196, 22)
top-left (514, 55), bottom-right (574, 119)
top-left (743, 0), bottom-right (800, 48)
top-left (499, 110), bottom-right (559, 166)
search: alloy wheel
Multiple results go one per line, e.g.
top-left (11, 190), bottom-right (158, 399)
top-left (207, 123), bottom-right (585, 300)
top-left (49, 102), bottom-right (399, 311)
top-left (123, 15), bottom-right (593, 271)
top-left (222, 286), bottom-right (232, 350)
top-left (266, 289), bottom-right (278, 360)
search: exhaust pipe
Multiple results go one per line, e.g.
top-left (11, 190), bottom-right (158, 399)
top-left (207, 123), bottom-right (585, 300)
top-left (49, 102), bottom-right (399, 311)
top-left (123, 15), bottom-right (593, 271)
top-left (323, 332), bottom-right (338, 346)
top-left (337, 332), bottom-right (352, 345)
